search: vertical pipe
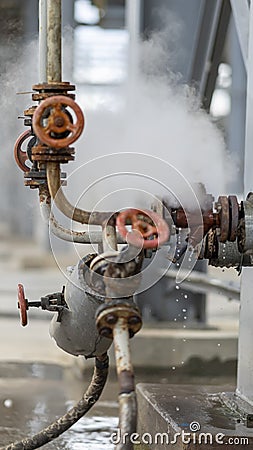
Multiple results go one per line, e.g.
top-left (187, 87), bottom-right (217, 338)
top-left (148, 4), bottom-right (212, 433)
top-left (39, 0), bottom-right (47, 82)
top-left (102, 223), bottom-right (118, 252)
top-left (47, 0), bottom-right (62, 82)
top-left (237, 0), bottom-right (253, 406)
top-left (113, 318), bottom-right (136, 450)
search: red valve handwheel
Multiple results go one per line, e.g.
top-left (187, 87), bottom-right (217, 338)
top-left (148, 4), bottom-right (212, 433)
top-left (116, 209), bottom-right (169, 249)
top-left (17, 283), bottom-right (28, 327)
top-left (32, 95), bottom-right (85, 148)
top-left (14, 130), bottom-right (32, 172)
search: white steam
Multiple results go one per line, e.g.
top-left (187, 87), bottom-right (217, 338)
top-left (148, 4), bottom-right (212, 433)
top-left (72, 18), bottom-right (232, 214)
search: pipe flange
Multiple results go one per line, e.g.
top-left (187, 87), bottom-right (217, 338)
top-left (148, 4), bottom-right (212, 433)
top-left (31, 144), bottom-right (75, 163)
top-left (32, 82), bottom-right (76, 92)
top-left (217, 196), bottom-right (230, 243)
top-left (228, 195), bottom-right (239, 242)
top-left (32, 93), bottom-right (76, 101)
top-left (238, 193), bottom-right (253, 254)
top-left (96, 303), bottom-right (142, 339)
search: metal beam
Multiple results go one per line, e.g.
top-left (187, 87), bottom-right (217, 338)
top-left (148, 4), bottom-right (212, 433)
top-left (39, 0), bottom-right (47, 83)
top-left (230, 0), bottom-right (249, 70)
top-left (187, 0), bottom-right (231, 110)
top-left (237, 0), bottom-right (253, 406)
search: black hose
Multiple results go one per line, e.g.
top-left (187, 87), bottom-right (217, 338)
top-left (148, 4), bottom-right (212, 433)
top-left (1, 353), bottom-right (109, 450)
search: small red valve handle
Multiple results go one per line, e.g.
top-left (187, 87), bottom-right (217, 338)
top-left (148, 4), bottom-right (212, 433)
top-left (116, 209), bottom-right (169, 249)
top-left (14, 130), bottom-right (32, 172)
top-left (17, 284), bottom-right (28, 327)
top-left (32, 95), bottom-right (85, 148)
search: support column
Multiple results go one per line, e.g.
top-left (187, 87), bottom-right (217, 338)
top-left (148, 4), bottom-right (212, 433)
top-left (237, 1), bottom-right (253, 405)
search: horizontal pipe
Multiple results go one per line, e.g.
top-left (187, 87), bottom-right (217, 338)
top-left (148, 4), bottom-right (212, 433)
top-left (39, 184), bottom-right (125, 244)
top-left (163, 269), bottom-right (240, 301)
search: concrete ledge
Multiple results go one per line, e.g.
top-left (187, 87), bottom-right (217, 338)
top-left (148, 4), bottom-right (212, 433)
top-left (137, 384), bottom-right (253, 449)
top-left (75, 323), bottom-right (238, 374)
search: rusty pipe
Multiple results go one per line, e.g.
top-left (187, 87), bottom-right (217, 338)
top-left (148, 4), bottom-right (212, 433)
top-left (39, 0), bottom-right (47, 83)
top-left (172, 208), bottom-right (220, 233)
top-left (102, 221), bottom-right (118, 252)
top-left (47, 0), bottom-right (62, 83)
top-left (113, 317), bottom-right (136, 450)
top-left (46, 162), bottom-right (113, 225)
top-left (39, 185), bottom-right (125, 244)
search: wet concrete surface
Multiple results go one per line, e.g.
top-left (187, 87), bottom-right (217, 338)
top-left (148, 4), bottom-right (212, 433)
top-left (0, 361), bottom-right (237, 449)
top-left (137, 384), bottom-right (253, 449)
top-left (0, 363), bottom-right (118, 449)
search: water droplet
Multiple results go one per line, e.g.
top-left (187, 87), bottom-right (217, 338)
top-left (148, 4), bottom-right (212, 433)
top-left (174, 318), bottom-right (177, 322)
top-left (173, 395), bottom-right (177, 399)
top-left (172, 366), bottom-right (176, 370)
top-left (176, 299), bottom-right (179, 302)
top-left (176, 285), bottom-right (179, 290)
top-left (183, 325), bottom-right (186, 328)
top-left (176, 406), bottom-right (180, 411)
top-left (184, 316), bottom-right (187, 320)
top-left (4, 399), bottom-right (13, 408)
top-left (183, 339), bottom-right (187, 342)
top-left (184, 294), bottom-right (188, 299)
top-left (172, 348), bottom-right (176, 352)
top-left (217, 343), bottom-right (221, 347)
top-left (181, 361), bottom-right (184, 365)
top-left (182, 308), bottom-right (187, 313)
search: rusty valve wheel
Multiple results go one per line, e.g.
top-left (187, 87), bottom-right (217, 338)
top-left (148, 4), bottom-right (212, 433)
top-left (116, 208), bottom-right (169, 249)
top-left (32, 95), bottom-right (85, 148)
top-left (14, 130), bottom-right (33, 172)
top-left (17, 284), bottom-right (28, 327)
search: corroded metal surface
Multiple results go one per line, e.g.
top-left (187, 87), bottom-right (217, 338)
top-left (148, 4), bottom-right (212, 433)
top-left (17, 284), bottom-right (28, 327)
top-left (218, 196), bottom-right (230, 243)
top-left (32, 95), bottom-right (84, 148)
top-left (116, 208), bottom-right (169, 249)
top-left (228, 195), bottom-right (239, 242)
top-left (14, 130), bottom-right (32, 172)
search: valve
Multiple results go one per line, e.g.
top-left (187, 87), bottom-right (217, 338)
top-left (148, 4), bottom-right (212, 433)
top-left (14, 130), bottom-right (34, 172)
top-left (32, 95), bottom-right (84, 148)
top-left (17, 284), bottom-right (29, 326)
top-left (116, 208), bottom-right (169, 249)
top-left (17, 284), bottom-right (67, 326)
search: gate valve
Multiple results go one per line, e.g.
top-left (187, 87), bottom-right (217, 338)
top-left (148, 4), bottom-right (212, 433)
top-left (32, 95), bottom-right (84, 148)
top-left (14, 130), bottom-right (34, 172)
top-left (116, 208), bottom-right (169, 249)
top-left (17, 284), bottom-right (67, 326)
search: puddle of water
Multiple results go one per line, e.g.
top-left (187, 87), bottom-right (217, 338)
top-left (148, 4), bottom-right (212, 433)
top-left (59, 415), bottom-right (118, 450)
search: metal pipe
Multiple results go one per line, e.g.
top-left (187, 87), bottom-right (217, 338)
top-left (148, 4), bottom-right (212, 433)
top-left (40, 192), bottom-right (125, 244)
top-left (163, 269), bottom-right (240, 301)
top-left (46, 162), bottom-right (114, 225)
top-left (113, 318), bottom-right (136, 450)
top-left (47, 0), bottom-right (62, 82)
top-left (39, 0), bottom-right (47, 82)
top-left (102, 222), bottom-right (118, 252)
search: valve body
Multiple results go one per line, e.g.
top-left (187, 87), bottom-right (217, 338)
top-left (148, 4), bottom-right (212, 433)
top-left (50, 255), bottom-right (112, 358)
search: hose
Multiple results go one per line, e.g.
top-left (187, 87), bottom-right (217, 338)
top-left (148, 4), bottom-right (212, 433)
top-left (1, 353), bottom-right (109, 450)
